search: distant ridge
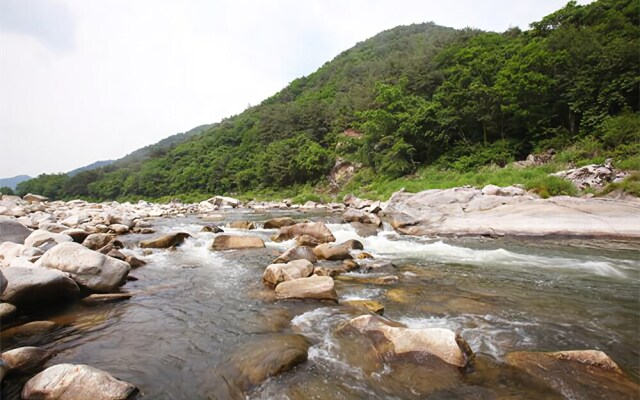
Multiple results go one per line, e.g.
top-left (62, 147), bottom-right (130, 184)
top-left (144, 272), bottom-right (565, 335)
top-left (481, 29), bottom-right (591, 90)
top-left (0, 175), bottom-right (31, 190)
top-left (68, 160), bottom-right (115, 176)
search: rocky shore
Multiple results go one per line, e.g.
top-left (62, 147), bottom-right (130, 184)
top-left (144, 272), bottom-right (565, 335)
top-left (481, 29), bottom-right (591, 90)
top-left (1, 189), bottom-right (639, 398)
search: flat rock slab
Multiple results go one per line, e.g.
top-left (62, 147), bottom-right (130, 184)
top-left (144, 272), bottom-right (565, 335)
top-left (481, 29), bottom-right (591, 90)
top-left (505, 350), bottom-right (640, 399)
top-left (22, 363), bottom-right (137, 400)
top-left (275, 275), bottom-right (337, 301)
top-left (383, 188), bottom-right (640, 238)
top-left (211, 235), bottom-right (265, 251)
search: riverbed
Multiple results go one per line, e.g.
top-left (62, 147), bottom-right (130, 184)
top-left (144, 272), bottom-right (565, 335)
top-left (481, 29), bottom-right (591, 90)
top-left (2, 210), bottom-right (639, 399)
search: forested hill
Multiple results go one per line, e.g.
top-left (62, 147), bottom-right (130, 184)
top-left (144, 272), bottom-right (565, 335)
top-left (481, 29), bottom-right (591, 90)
top-left (18, 0), bottom-right (639, 201)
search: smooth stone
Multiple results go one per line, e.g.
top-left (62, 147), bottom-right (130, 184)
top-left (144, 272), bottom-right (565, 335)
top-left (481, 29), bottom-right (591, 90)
top-left (343, 208), bottom-right (382, 226)
top-left (23, 194), bottom-right (49, 203)
top-left (0, 219), bottom-right (32, 244)
top-left (342, 299), bottom-right (385, 315)
top-left (295, 234), bottom-right (321, 248)
top-left (313, 265), bottom-right (348, 277)
top-left (313, 239), bottom-right (363, 261)
top-left (60, 228), bottom-right (90, 243)
top-left (139, 232), bottom-right (191, 248)
top-left (109, 223), bottom-right (130, 234)
top-left (1, 266), bottom-right (80, 306)
top-left (0, 243), bottom-right (43, 267)
top-left (272, 222), bottom-right (336, 243)
top-left (211, 235), bottom-right (265, 251)
top-left (273, 246), bottom-right (318, 264)
top-left (1, 321), bottom-right (58, 339)
top-left (263, 260), bottom-right (314, 285)
top-left (125, 255), bottom-right (146, 268)
top-left (275, 275), bottom-right (337, 302)
top-left (0, 302), bottom-right (17, 321)
top-left (37, 222), bottom-right (69, 234)
top-left (229, 221), bottom-right (256, 230)
top-left (23, 230), bottom-right (73, 250)
top-left (263, 217), bottom-right (296, 229)
top-left (83, 233), bottom-right (118, 250)
top-left (81, 293), bottom-right (133, 303)
top-left (201, 225), bottom-right (223, 233)
top-left (22, 363), bottom-right (138, 400)
top-left (1, 346), bottom-right (51, 382)
top-left (350, 222), bottom-right (379, 237)
top-left (346, 314), bottom-right (472, 367)
top-left (36, 242), bottom-right (130, 292)
top-left (505, 350), bottom-right (640, 399)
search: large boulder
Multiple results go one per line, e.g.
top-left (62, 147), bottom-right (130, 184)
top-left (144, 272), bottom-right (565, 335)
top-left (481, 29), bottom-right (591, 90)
top-left (273, 246), bottom-right (317, 264)
top-left (346, 315), bottom-right (472, 368)
top-left (263, 217), bottom-right (296, 229)
top-left (36, 242), bottom-right (130, 292)
top-left (24, 230), bottom-right (73, 250)
top-left (263, 260), bottom-right (314, 285)
top-left (22, 363), bottom-right (137, 400)
top-left (0, 219), bottom-right (32, 244)
top-left (0, 266), bottom-right (79, 306)
top-left (23, 194), bottom-right (49, 204)
top-left (211, 235), bottom-right (265, 251)
top-left (275, 275), bottom-right (337, 301)
top-left (272, 222), bottom-right (335, 243)
top-left (313, 239), bottom-right (363, 261)
top-left (505, 350), bottom-right (640, 399)
top-left (210, 195), bottom-right (241, 208)
top-left (343, 208), bottom-right (381, 226)
top-left (83, 233), bottom-right (119, 250)
top-left (229, 221), bottom-right (256, 230)
top-left (0, 347), bottom-right (52, 382)
top-left (139, 232), bottom-right (191, 249)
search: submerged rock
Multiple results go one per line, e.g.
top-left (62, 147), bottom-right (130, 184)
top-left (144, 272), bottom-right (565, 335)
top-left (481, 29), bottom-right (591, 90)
top-left (139, 232), bottom-right (191, 248)
top-left (201, 225), bottom-right (223, 233)
top-left (36, 242), bottom-right (130, 292)
top-left (22, 363), bottom-right (138, 400)
top-left (275, 275), bottom-right (337, 301)
top-left (263, 260), bottom-right (314, 285)
top-left (342, 299), bottom-right (385, 315)
top-left (272, 222), bottom-right (336, 243)
top-left (505, 350), bottom-right (640, 399)
top-left (211, 235), bottom-right (265, 251)
top-left (346, 314), bottom-right (472, 368)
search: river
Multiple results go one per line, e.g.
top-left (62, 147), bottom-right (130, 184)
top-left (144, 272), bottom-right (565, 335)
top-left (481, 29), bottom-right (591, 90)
top-left (2, 210), bottom-right (639, 399)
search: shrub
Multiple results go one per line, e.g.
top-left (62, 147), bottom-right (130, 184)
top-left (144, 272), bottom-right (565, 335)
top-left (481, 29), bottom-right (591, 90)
top-left (525, 175), bottom-right (578, 198)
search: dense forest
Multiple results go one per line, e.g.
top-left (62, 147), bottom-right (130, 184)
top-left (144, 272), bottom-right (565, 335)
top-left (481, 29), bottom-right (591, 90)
top-left (17, 0), bottom-right (639, 201)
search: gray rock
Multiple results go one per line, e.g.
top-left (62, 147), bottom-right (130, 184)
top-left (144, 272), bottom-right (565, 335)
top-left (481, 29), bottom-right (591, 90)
top-left (36, 242), bottom-right (130, 292)
top-left (83, 233), bottom-right (118, 250)
top-left (273, 246), bottom-right (317, 264)
top-left (22, 363), bottom-right (137, 400)
top-left (0, 266), bottom-right (80, 306)
top-left (0, 219), bottom-right (32, 244)
top-left (24, 230), bottom-right (73, 250)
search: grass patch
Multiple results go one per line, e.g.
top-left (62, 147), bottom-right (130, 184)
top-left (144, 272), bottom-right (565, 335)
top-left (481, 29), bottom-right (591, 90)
top-left (599, 172), bottom-right (640, 197)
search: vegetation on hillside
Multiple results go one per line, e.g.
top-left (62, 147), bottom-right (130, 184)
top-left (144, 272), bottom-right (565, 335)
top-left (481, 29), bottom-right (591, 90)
top-left (17, 0), bottom-right (639, 201)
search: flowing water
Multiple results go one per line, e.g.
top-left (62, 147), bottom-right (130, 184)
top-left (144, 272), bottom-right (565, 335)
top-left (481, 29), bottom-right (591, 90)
top-left (2, 210), bottom-right (639, 399)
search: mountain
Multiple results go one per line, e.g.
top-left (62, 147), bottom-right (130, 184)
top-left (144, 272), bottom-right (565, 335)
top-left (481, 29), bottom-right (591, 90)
top-left (0, 175), bottom-right (31, 190)
top-left (16, 0), bottom-right (640, 201)
top-left (67, 160), bottom-right (115, 177)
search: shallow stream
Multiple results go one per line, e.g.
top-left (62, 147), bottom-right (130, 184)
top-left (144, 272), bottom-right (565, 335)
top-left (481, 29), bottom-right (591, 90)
top-left (2, 210), bottom-right (639, 399)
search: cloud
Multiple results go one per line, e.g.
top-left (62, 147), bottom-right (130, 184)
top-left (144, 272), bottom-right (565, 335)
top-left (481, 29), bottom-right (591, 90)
top-left (0, 0), bottom-right (76, 52)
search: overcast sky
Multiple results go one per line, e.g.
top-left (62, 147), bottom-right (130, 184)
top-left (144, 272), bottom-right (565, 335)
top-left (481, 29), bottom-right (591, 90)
top-left (0, 0), bottom-right (593, 178)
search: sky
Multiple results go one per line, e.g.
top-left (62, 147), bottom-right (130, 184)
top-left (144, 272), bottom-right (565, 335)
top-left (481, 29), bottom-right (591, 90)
top-left (0, 0), bottom-right (593, 178)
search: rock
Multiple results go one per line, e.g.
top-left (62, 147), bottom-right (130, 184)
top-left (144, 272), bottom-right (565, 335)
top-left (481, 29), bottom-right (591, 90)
top-left (218, 334), bottom-right (310, 392)
top-left (273, 246), bottom-right (317, 264)
top-left (229, 221), bottom-right (256, 230)
top-left (60, 214), bottom-right (81, 227)
top-left (202, 214), bottom-right (225, 222)
top-left (275, 275), bottom-right (337, 301)
top-left (83, 233), bottom-right (118, 250)
top-left (346, 315), bottom-right (472, 367)
top-left (313, 239), bottom-right (363, 261)
top-left (210, 195), bottom-right (241, 208)
top-left (1, 321), bottom-right (58, 339)
top-left (343, 208), bottom-right (381, 226)
top-left (263, 260), bottom-right (314, 285)
top-left (201, 225), bottom-right (223, 233)
top-left (295, 234), bottom-right (321, 248)
top-left (61, 228), bottom-right (90, 243)
top-left (36, 242), bottom-right (130, 292)
top-left (356, 259), bottom-right (396, 274)
top-left (106, 249), bottom-right (126, 261)
top-left (551, 160), bottom-right (615, 190)
top-left (139, 232), bottom-right (191, 248)
top-left (505, 350), bottom-right (640, 399)
top-left (81, 293), bottom-right (133, 303)
top-left (38, 222), bottom-right (70, 233)
top-left (24, 230), bottom-right (73, 250)
top-left (0, 266), bottom-right (80, 307)
top-left (109, 224), bottom-right (130, 234)
top-left (342, 299), bottom-right (385, 315)
top-left (0, 269), bottom-right (6, 295)
top-left (22, 363), bottom-right (138, 400)
top-left (481, 184), bottom-right (500, 196)
top-left (272, 222), bottom-right (336, 243)
top-left (211, 235), bottom-right (265, 251)
top-left (23, 194), bottom-right (49, 203)
top-left (0, 302), bottom-right (17, 321)
top-left (125, 255), bottom-right (146, 268)
top-left (1, 347), bottom-right (51, 381)
top-left (0, 219), bottom-right (32, 244)
top-left (350, 222), bottom-right (379, 237)
top-left (336, 274), bottom-right (398, 285)
top-left (312, 265), bottom-right (348, 277)
top-left (263, 217), bottom-right (296, 229)
top-left (0, 242), bottom-right (43, 266)
top-left (382, 187), bottom-right (640, 238)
